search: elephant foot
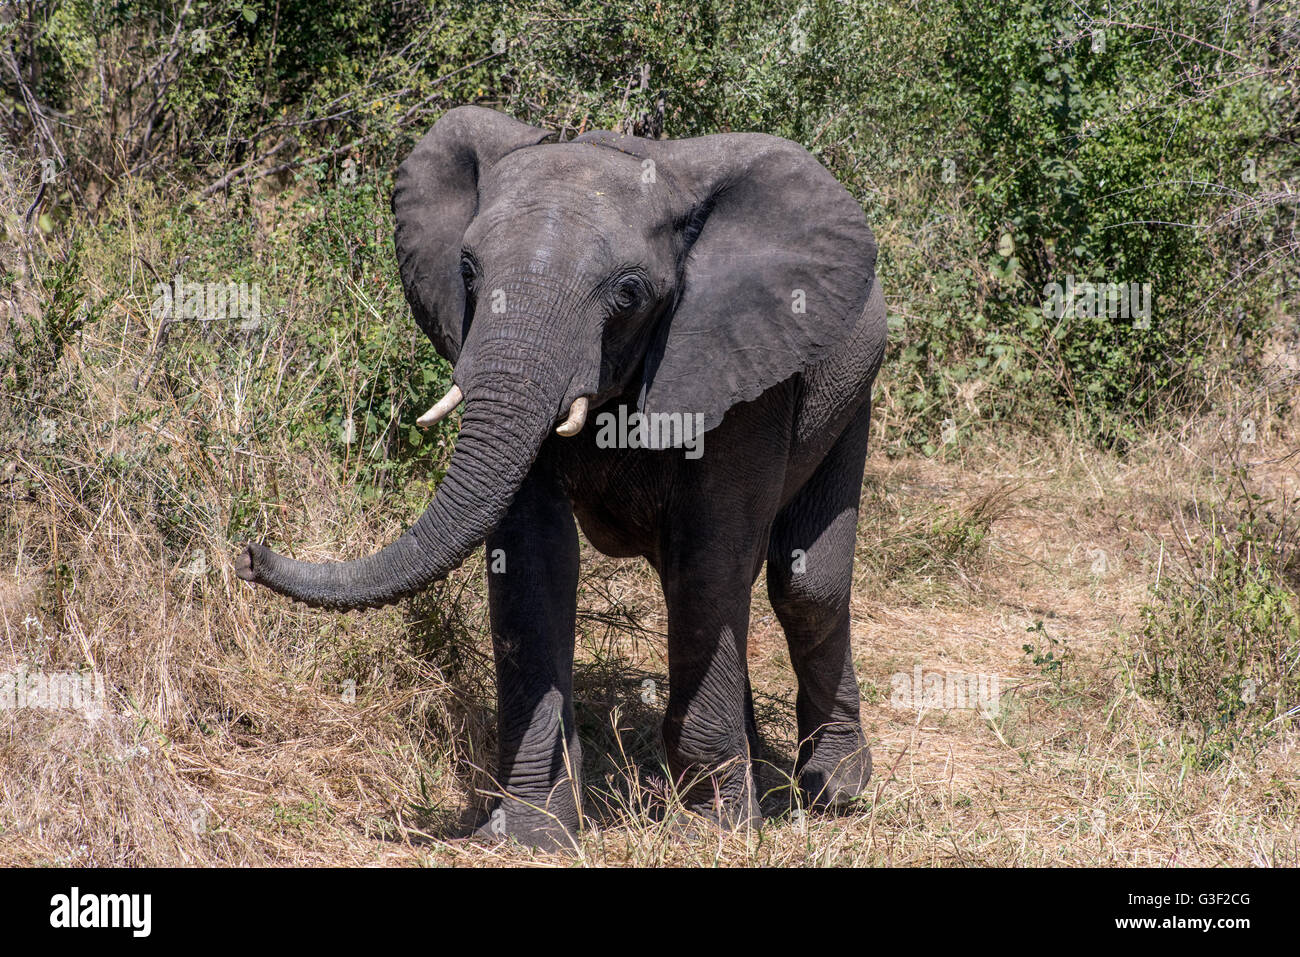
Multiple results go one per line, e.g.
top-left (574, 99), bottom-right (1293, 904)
top-left (469, 788), bottom-right (582, 853)
top-left (796, 728), bottom-right (872, 810)
top-left (668, 757), bottom-right (763, 833)
top-left (662, 792), bottom-right (762, 842)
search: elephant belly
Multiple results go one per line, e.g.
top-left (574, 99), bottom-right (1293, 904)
top-left (557, 443), bottom-right (671, 561)
top-left (572, 504), bottom-right (645, 558)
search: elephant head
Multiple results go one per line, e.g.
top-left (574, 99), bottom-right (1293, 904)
top-left (235, 106), bottom-right (877, 609)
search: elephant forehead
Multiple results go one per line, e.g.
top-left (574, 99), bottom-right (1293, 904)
top-left (470, 195), bottom-right (667, 278)
top-left (466, 200), bottom-right (620, 271)
top-left (482, 144), bottom-right (668, 217)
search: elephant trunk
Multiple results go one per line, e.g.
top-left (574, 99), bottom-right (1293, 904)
top-left (236, 370), bottom-right (561, 610)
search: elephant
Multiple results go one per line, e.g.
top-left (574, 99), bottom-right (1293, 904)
top-left (235, 106), bottom-right (888, 850)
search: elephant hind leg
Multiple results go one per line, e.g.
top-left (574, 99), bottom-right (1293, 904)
top-left (766, 406), bottom-right (873, 810)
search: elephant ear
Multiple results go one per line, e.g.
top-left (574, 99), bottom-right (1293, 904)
top-left (393, 107), bottom-right (553, 363)
top-left (578, 130), bottom-right (878, 434)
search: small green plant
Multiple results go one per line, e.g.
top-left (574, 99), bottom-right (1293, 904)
top-left (1023, 619), bottom-right (1071, 690)
top-left (1, 237), bottom-right (97, 437)
top-left (932, 510), bottom-right (990, 562)
top-left (270, 798), bottom-right (328, 831)
top-left (1139, 515), bottom-right (1300, 765)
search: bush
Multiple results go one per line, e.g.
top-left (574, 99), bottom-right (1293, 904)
top-left (935, 0), bottom-right (1291, 444)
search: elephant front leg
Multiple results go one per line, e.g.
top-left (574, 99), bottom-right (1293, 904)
top-left (476, 466), bottom-right (582, 851)
top-left (659, 558), bottom-right (763, 829)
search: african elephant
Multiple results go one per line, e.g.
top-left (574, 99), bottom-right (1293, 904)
top-left (235, 106), bottom-right (888, 849)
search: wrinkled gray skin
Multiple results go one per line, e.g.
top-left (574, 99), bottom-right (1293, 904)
top-left (236, 107), bottom-right (888, 850)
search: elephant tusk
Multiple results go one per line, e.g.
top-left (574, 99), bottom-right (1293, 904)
top-left (416, 385), bottom-right (463, 428)
top-left (555, 396), bottom-right (589, 437)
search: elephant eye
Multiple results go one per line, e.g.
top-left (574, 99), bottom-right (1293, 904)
top-left (460, 255), bottom-right (478, 290)
top-left (611, 274), bottom-right (646, 312)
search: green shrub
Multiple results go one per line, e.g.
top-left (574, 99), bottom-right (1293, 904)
top-left (941, 0), bottom-right (1288, 444)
